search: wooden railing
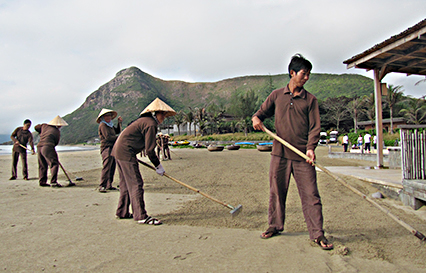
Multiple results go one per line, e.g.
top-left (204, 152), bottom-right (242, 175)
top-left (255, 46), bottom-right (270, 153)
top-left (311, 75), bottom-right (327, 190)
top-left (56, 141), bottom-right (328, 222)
top-left (400, 126), bottom-right (426, 180)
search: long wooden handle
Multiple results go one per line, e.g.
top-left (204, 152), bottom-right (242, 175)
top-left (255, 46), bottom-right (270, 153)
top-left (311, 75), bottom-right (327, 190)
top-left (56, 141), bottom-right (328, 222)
top-left (19, 144), bottom-right (34, 153)
top-left (58, 161), bottom-right (72, 182)
top-left (137, 159), bottom-right (234, 210)
top-left (262, 125), bottom-right (426, 241)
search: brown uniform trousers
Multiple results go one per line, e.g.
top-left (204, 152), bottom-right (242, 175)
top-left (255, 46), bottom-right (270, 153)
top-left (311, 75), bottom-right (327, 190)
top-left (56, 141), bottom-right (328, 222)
top-left (100, 147), bottom-right (116, 189)
top-left (12, 150), bottom-right (28, 179)
top-left (115, 158), bottom-right (147, 220)
top-left (38, 145), bottom-right (59, 185)
top-left (269, 155), bottom-right (324, 240)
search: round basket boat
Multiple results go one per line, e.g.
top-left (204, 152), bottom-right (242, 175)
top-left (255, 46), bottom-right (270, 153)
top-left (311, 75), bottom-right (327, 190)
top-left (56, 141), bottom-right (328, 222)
top-left (226, 145), bottom-right (240, 150)
top-left (207, 145), bottom-right (224, 152)
top-left (193, 143), bottom-right (204, 148)
top-left (257, 145), bottom-right (272, 152)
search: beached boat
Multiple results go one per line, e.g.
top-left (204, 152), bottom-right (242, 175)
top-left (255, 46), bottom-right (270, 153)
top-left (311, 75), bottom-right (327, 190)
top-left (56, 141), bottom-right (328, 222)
top-left (207, 145), bottom-right (224, 152)
top-left (171, 140), bottom-right (190, 146)
top-left (226, 145), bottom-right (240, 150)
top-left (257, 144), bottom-right (272, 152)
top-left (193, 143), bottom-right (205, 148)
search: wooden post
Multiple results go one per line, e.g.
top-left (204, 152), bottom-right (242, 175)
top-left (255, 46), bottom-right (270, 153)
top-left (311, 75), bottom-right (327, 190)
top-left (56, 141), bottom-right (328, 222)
top-left (373, 69), bottom-right (384, 167)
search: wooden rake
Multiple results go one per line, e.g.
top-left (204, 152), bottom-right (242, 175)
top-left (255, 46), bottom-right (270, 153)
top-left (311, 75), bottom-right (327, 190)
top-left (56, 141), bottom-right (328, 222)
top-left (138, 159), bottom-right (242, 216)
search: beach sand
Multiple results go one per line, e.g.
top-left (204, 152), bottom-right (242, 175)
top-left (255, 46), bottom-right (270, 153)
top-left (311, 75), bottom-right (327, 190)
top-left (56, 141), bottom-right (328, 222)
top-left (0, 146), bottom-right (425, 272)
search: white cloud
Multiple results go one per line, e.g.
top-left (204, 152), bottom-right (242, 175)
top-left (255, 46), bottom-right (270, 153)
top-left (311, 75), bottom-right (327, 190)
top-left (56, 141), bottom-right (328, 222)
top-left (0, 0), bottom-right (425, 134)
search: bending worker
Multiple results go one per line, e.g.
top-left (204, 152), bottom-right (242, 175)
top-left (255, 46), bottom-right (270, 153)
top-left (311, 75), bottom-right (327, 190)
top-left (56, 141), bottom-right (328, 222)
top-left (10, 119), bottom-right (35, 180)
top-left (252, 54), bottom-right (333, 250)
top-left (35, 115), bottom-right (68, 187)
top-left (112, 98), bottom-right (176, 225)
top-left (97, 108), bottom-right (122, 193)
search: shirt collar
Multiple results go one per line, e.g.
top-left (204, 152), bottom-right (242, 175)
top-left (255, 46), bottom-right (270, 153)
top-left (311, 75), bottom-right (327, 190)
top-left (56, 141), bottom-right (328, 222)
top-left (283, 85), bottom-right (306, 99)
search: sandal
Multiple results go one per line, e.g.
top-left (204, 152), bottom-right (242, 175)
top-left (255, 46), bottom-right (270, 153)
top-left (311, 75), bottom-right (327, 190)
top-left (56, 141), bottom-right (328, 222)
top-left (260, 227), bottom-right (280, 239)
top-left (314, 235), bottom-right (333, 250)
top-left (138, 216), bottom-right (162, 225)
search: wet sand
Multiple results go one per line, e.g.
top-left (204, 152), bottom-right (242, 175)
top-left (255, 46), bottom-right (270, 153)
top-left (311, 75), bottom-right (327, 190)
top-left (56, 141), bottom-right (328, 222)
top-left (0, 146), bottom-right (425, 272)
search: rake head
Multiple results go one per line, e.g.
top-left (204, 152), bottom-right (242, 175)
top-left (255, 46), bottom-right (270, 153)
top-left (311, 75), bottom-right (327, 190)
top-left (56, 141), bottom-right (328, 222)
top-left (230, 204), bottom-right (243, 217)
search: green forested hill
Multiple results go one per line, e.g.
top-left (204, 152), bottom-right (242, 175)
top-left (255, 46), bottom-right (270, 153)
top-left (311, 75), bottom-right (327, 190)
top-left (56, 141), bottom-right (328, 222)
top-left (60, 67), bottom-right (374, 144)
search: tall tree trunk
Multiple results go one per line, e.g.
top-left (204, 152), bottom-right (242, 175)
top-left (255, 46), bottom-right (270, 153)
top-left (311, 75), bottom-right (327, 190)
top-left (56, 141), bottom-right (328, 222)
top-left (354, 109), bottom-right (358, 134)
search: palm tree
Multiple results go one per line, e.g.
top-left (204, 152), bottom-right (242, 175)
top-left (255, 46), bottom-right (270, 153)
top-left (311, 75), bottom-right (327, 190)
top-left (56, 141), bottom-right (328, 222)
top-left (362, 93), bottom-right (375, 121)
top-left (191, 107), bottom-right (207, 136)
top-left (399, 97), bottom-right (426, 124)
top-left (184, 110), bottom-right (194, 136)
top-left (347, 97), bottom-right (363, 134)
top-left (384, 85), bottom-right (405, 134)
top-left (173, 110), bottom-right (185, 136)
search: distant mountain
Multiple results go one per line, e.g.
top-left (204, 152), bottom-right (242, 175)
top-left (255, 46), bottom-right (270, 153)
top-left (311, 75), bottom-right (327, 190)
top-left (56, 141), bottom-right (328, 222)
top-left (0, 134), bottom-right (11, 144)
top-left (60, 67), bottom-right (374, 144)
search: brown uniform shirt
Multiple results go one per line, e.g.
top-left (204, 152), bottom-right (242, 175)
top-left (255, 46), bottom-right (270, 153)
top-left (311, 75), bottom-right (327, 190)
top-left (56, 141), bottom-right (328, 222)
top-left (11, 127), bottom-right (34, 153)
top-left (34, 124), bottom-right (60, 147)
top-left (112, 116), bottom-right (160, 167)
top-left (253, 85), bottom-right (321, 161)
top-left (98, 122), bottom-right (122, 153)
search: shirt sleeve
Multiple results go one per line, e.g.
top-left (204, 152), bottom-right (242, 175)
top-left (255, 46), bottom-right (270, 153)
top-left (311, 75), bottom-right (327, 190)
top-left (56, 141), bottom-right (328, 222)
top-left (28, 132), bottom-right (35, 150)
top-left (10, 127), bottom-right (19, 143)
top-left (114, 122), bottom-right (122, 134)
top-left (34, 124), bottom-right (42, 134)
top-left (144, 125), bottom-right (160, 167)
top-left (306, 98), bottom-right (321, 151)
top-left (253, 92), bottom-right (276, 121)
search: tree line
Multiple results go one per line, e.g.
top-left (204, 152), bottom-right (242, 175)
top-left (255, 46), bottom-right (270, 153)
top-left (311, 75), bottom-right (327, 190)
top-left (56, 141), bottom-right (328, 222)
top-left (165, 82), bottom-right (426, 137)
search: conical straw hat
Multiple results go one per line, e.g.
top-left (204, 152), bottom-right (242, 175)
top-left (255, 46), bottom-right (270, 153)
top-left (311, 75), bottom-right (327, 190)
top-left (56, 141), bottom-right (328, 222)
top-left (47, 115), bottom-right (69, 126)
top-left (96, 108), bottom-right (118, 123)
top-left (140, 98), bottom-right (177, 117)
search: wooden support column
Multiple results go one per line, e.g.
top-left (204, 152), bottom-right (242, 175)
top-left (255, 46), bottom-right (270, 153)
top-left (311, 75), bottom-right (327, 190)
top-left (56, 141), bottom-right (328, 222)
top-left (374, 69), bottom-right (384, 167)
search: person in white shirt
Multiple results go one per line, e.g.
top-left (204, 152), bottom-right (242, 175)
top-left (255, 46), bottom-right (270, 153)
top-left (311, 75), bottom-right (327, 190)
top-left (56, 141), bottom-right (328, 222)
top-left (342, 134), bottom-right (349, 152)
top-left (357, 134), bottom-right (363, 148)
top-left (364, 133), bottom-right (372, 153)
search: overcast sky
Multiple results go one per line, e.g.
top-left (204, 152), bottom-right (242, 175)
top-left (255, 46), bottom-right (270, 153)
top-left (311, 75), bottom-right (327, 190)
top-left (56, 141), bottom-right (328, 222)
top-left (1, 0), bottom-right (425, 134)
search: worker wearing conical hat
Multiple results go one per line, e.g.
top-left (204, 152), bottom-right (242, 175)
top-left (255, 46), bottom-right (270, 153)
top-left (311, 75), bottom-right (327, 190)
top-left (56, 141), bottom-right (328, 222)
top-left (112, 98), bottom-right (176, 224)
top-left (34, 115), bottom-right (69, 187)
top-left (97, 108), bottom-right (122, 193)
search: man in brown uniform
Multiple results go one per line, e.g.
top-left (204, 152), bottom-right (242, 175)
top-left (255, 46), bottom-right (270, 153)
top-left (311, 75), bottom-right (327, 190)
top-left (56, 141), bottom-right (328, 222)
top-left (252, 54), bottom-right (333, 250)
top-left (112, 98), bottom-right (176, 225)
top-left (163, 134), bottom-right (171, 160)
top-left (156, 133), bottom-right (163, 160)
top-left (35, 116), bottom-right (68, 187)
top-left (10, 119), bottom-right (35, 180)
top-left (97, 108), bottom-right (122, 193)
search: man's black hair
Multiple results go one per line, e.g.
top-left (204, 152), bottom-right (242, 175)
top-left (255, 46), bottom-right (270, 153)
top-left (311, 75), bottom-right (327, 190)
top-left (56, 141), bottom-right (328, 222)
top-left (288, 54), bottom-right (312, 79)
top-left (23, 119), bottom-right (31, 125)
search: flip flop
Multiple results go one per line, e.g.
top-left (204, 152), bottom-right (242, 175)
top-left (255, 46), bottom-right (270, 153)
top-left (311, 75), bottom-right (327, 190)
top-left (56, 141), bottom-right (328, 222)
top-left (314, 235), bottom-right (334, 250)
top-left (138, 216), bottom-right (162, 225)
top-left (260, 227), bottom-right (279, 239)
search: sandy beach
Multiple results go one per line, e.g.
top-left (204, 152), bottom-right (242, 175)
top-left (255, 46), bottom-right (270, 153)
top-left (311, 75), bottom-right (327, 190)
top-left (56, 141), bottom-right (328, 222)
top-left (0, 146), bottom-right (425, 272)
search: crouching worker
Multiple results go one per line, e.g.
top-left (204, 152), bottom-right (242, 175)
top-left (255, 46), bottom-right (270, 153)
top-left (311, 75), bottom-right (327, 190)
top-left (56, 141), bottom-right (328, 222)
top-left (112, 98), bottom-right (176, 225)
top-left (97, 108), bottom-right (122, 193)
top-left (35, 116), bottom-right (68, 187)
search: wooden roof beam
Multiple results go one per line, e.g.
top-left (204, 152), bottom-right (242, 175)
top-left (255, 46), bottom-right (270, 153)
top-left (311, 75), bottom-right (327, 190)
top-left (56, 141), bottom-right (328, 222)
top-left (345, 25), bottom-right (426, 69)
